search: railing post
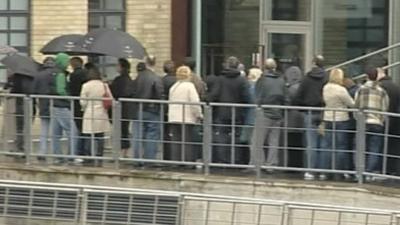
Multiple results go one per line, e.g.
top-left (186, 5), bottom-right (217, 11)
top-left (79, 190), bottom-right (88, 225)
top-left (112, 101), bottom-right (122, 169)
top-left (202, 105), bottom-right (212, 175)
top-left (254, 107), bottom-right (264, 179)
top-left (355, 110), bottom-right (366, 184)
top-left (23, 96), bottom-right (33, 165)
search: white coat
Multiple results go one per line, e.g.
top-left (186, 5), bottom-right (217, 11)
top-left (80, 80), bottom-right (112, 134)
top-left (168, 80), bottom-right (202, 124)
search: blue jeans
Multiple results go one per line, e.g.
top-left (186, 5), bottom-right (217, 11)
top-left (51, 107), bottom-right (78, 156)
top-left (366, 124), bottom-right (384, 173)
top-left (39, 118), bottom-right (50, 155)
top-left (304, 113), bottom-right (322, 169)
top-left (132, 111), bottom-right (161, 159)
top-left (320, 121), bottom-right (351, 170)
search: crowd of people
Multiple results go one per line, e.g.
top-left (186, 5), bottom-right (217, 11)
top-left (5, 53), bottom-right (400, 181)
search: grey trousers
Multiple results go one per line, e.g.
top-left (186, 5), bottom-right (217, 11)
top-left (250, 116), bottom-right (282, 166)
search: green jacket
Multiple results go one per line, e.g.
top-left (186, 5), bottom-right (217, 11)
top-left (52, 53), bottom-right (71, 108)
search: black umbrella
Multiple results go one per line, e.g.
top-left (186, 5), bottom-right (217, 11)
top-left (40, 34), bottom-right (87, 55)
top-left (1, 54), bottom-right (39, 77)
top-left (81, 28), bottom-right (147, 59)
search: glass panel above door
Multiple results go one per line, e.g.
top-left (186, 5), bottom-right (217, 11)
top-left (264, 0), bottom-right (311, 21)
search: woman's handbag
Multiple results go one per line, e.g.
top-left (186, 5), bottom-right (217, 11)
top-left (102, 84), bottom-right (112, 110)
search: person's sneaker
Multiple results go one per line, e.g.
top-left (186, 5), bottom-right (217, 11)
top-left (343, 174), bottom-right (353, 181)
top-left (319, 174), bottom-right (328, 181)
top-left (365, 175), bottom-right (373, 182)
top-left (54, 159), bottom-right (65, 165)
top-left (73, 158), bottom-right (84, 164)
top-left (304, 172), bottom-right (315, 181)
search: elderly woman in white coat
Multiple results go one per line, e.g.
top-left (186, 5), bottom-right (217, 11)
top-left (80, 67), bottom-right (112, 163)
top-left (168, 66), bottom-right (202, 162)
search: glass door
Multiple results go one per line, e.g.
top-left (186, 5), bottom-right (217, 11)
top-left (263, 26), bottom-right (312, 73)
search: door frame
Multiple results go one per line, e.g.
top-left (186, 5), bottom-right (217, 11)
top-left (261, 24), bottom-right (313, 72)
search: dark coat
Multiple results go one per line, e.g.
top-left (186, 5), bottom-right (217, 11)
top-left (255, 70), bottom-right (287, 120)
top-left (379, 76), bottom-right (400, 113)
top-left (69, 67), bottom-right (88, 117)
top-left (33, 64), bottom-right (58, 117)
top-left (295, 67), bottom-right (328, 107)
top-left (215, 68), bottom-right (250, 123)
top-left (204, 74), bottom-right (220, 103)
top-left (162, 73), bottom-right (177, 99)
top-left (111, 72), bottom-right (134, 119)
top-left (131, 69), bottom-right (164, 118)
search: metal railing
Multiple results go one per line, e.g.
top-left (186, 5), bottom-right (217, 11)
top-left (0, 180), bottom-right (397, 225)
top-left (1, 94), bottom-right (400, 185)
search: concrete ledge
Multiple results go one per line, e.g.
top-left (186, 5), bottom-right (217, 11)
top-left (0, 163), bottom-right (399, 210)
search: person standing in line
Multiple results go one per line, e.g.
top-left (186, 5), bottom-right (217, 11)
top-left (69, 57), bottom-right (88, 157)
top-left (294, 55), bottom-right (328, 181)
top-left (377, 68), bottom-right (400, 176)
top-left (319, 69), bottom-right (354, 181)
top-left (161, 60), bottom-right (177, 160)
top-left (213, 56), bottom-right (251, 164)
top-left (50, 53), bottom-right (80, 164)
top-left (284, 65), bottom-right (304, 168)
top-left (355, 68), bottom-right (389, 181)
top-left (33, 57), bottom-right (58, 161)
top-left (131, 60), bottom-right (164, 161)
top-left (80, 67), bottom-right (112, 165)
top-left (249, 59), bottom-right (287, 170)
top-left (168, 66), bottom-right (202, 162)
top-left (184, 58), bottom-right (207, 101)
top-left (110, 58), bottom-right (133, 158)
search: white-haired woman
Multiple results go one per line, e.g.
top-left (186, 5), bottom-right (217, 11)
top-left (318, 69), bottom-right (354, 180)
top-left (168, 66), bottom-right (203, 162)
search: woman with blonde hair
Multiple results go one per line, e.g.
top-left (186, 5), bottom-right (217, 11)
top-left (317, 68), bottom-right (354, 180)
top-left (168, 66), bottom-right (203, 162)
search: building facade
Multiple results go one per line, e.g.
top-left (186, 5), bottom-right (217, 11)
top-left (1, 0), bottom-right (400, 82)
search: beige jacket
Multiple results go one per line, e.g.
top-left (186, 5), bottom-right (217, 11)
top-left (80, 80), bottom-right (112, 134)
top-left (168, 80), bottom-right (202, 123)
top-left (323, 83), bottom-right (355, 122)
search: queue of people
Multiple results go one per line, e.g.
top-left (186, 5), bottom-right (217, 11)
top-left (5, 52), bottom-right (400, 180)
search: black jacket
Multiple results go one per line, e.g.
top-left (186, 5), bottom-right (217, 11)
top-left (205, 74), bottom-right (219, 102)
top-left (215, 68), bottom-right (250, 123)
top-left (256, 70), bottom-right (287, 120)
top-left (111, 73), bottom-right (134, 119)
top-left (379, 76), bottom-right (400, 113)
top-left (132, 69), bottom-right (164, 117)
top-left (295, 67), bottom-right (327, 107)
top-left (33, 64), bottom-right (58, 117)
top-left (162, 73), bottom-right (177, 99)
top-left (69, 67), bottom-right (88, 116)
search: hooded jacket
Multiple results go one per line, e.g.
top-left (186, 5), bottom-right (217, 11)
top-left (256, 70), bottom-right (287, 120)
top-left (52, 53), bottom-right (71, 108)
top-left (34, 59), bottom-right (58, 117)
top-left (295, 66), bottom-right (327, 107)
top-left (215, 68), bottom-right (250, 123)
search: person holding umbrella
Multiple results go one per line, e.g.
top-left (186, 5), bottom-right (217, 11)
top-left (50, 53), bottom-right (80, 164)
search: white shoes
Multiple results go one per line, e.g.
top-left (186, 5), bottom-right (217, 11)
top-left (304, 172), bottom-right (315, 181)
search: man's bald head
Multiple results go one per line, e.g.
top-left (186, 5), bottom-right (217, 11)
top-left (264, 58), bottom-right (277, 71)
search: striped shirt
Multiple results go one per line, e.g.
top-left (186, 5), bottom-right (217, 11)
top-left (355, 81), bottom-right (389, 126)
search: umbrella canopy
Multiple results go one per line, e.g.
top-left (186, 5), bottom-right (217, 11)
top-left (1, 54), bottom-right (39, 77)
top-left (81, 28), bottom-right (147, 59)
top-left (40, 34), bottom-right (87, 55)
top-left (0, 45), bottom-right (18, 55)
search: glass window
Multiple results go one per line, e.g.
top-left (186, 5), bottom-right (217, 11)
top-left (10, 33), bottom-right (27, 46)
top-left (0, 17), bottom-right (7, 29)
top-left (0, 0), bottom-right (7, 10)
top-left (105, 0), bottom-right (123, 10)
top-left (0, 33), bottom-right (8, 45)
top-left (265, 0), bottom-right (311, 21)
top-left (105, 15), bottom-right (122, 29)
top-left (319, 0), bottom-right (388, 76)
top-left (10, 0), bottom-right (28, 10)
top-left (10, 16), bottom-right (27, 30)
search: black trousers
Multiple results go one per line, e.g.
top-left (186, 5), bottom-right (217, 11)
top-left (82, 133), bottom-right (105, 157)
top-left (167, 123), bottom-right (197, 162)
top-left (121, 120), bottom-right (131, 149)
